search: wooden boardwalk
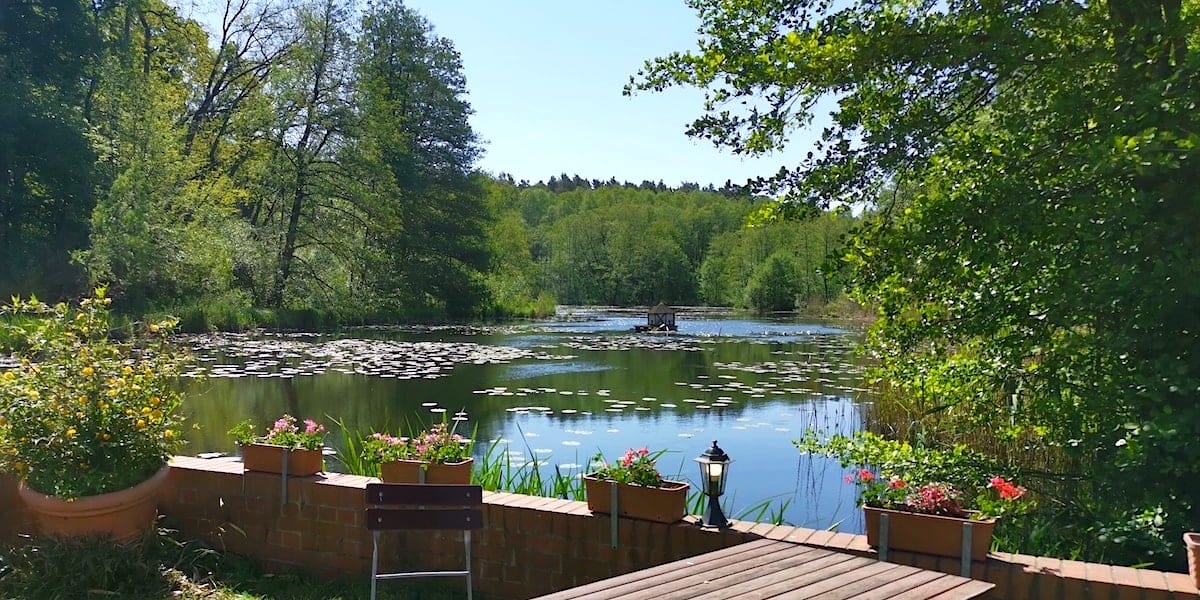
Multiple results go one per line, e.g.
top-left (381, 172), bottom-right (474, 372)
top-left (529, 539), bottom-right (994, 600)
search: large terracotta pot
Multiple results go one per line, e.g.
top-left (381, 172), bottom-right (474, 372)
top-left (18, 464), bottom-right (170, 543)
top-left (380, 458), bottom-right (473, 484)
top-left (239, 443), bottom-right (324, 476)
top-left (864, 505), bottom-right (996, 561)
top-left (583, 474), bottom-right (689, 524)
top-left (1185, 532), bottom-right (1200, 590)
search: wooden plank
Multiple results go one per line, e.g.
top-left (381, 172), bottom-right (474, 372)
top-left (872, 573), bottom-right (981, 600)
top-left (808, 568), bottom-right (943, 600)
top-left (364, 483), bottom-right (482, 505)
top-left (667, 549), bottom-right (864, 600)
top-left (562, 542), bottom-right (809, 600)
top-left (617, 546), bottom-right (835, 600)
top-left (919, 580), bottom-right (995, 600)
top-left (750, 560), bottom-right (904, 600)
top-left (530, 540), bottom-right (786, 600)
top-left (365, 507), bottom-right (483, 530)
top-left (787, 562), bottom-right (936, 600)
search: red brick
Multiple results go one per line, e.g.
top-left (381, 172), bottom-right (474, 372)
top-left (1136, 568), bottom-right (1172, 600)
top-left (1164, 570), bottom-right (1197, 596)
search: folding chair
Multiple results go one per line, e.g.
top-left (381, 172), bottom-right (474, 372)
top-left (365, 483), bottom-right (483, 600)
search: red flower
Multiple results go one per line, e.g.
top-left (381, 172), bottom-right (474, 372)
top-left (989, 476), bottom-right (1027, 500)
top-left (857, 468), bottom-right (875, 482)
top-left (887, 477), bottom-right (906, 489)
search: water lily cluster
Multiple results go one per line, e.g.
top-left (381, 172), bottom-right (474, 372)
top-left (229, 414), bottom-right (326, 450)
top-left (0, 289), bottom-right (187, 499)
top-left (361, 421), bottom-right (470, 465)
top-left (589, 447), bottom-right (668, 488)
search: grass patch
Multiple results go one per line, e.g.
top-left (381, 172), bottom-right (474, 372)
top-left (0, 526), bottom-right (489, 600)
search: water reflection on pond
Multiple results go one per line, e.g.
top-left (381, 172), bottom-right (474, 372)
top-left (178, 309), bottom-right (871, 531)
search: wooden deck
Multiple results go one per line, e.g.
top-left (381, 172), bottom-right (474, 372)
top-left (528, 539), bottom-right (994, 600)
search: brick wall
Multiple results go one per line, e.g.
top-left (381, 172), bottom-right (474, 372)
top-left (3, 457), bottom-right (1198, 600)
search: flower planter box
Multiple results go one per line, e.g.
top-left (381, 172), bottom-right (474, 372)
top-left (864, 505), bottom-right (996, 561)
top-left (380, 458), bottom-right (473, 484)
top-left (583, 473), bottom-right (689, 524)
top-left (18, 465), bottom-right (170, 543)
top-left (1185, 532), bottom-right (1200, 590)
top-left (240, 443), bottom-right (324, 476)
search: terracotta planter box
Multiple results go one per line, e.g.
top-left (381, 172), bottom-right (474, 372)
top-left (380, 458), bottom-right (473, 484)
top-left (1185, 532), bottom-right (1200, 590)
top-left (864, 505), bottom-right (996, 561)
top-left (583, 474), bottom-right (689, 524)
top-left (240, 443), bottom-right (324, 476)
top-left (18, 464), bottom-right (170, 543)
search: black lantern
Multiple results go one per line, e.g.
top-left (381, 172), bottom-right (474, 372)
top-left (694, 440), bottom-right (732, 528)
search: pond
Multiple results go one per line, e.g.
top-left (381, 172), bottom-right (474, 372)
top-left (178, 308), bottom-right (871, 532)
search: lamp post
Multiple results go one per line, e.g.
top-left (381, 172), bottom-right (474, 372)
top-left (694, 440), bottom-right (732, 528)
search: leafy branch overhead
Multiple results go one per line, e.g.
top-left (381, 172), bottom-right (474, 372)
top-left (635, 0), bottom-right (1200, 567)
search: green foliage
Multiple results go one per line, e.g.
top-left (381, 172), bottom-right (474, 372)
top-left (0, 525), bottom-right (490, 599)
top-left (0, 289), bottom-right (187, 498)
top-left (0, 0), bottom-right (99, 299)
top-left (806, 431), bottom-right (1029, 519)
top-left (635, 0), bottom-right (1200, 567)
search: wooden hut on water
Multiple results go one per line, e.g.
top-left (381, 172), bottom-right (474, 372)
top-left (635, 303), bottom-right (677, 332)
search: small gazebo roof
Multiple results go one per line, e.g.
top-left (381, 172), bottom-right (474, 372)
top-left (648, 303), bottom-right (674, 315)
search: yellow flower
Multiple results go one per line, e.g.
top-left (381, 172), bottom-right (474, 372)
top-left (149, 323), bottom-right (160, 333)
top-left (141, 406), bottom-right (151, 414)
top-left (151, 409), bottom-right (162, 420)
top-left (150, 396), bottom-right (161, 407)
top-left (107, 388), bottom-right (119, 398)
top-left (2, 371), bottom-right (14, 381)
top-left (66, 428), bottom-right (77, 437)
top-left (163, 430), bottom-right (175, 439)
top-left (79, 347), bottom-right (88, 356)
top-left (78, 395), bottom-right (88, 405)
top-left (28, 390), bottom-right (39, 399)
top-left (0, 416), bottom-right (6, 426)
top-left (81, 366), bottom-right (94, 376)
top-left (122, 366), bottom-right (133, 375)
top-left (101, 433), bottom-right (111, 441)
top-left (136, 419), bottom-right (147, 428)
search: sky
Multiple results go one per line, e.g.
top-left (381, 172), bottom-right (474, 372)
top-left (401, 1), bottom-right (818, 188)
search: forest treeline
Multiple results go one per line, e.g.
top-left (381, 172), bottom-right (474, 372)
top-left (482, 178), bottom-right (855, 314)
top-left (0, 0), bottom-right (852, 329)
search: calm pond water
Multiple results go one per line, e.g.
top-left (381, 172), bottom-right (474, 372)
top-left (178, 308), bottom-right (871, 532)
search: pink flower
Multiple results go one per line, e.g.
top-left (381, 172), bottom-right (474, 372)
top-left (637, 447), bottom-right (649, 457)
top-left (844, 474), bottom-right (854, 484)
top-left (857, 468), bottom-right (875, 482)
top-left (304, 419), bottom-right (322, 435)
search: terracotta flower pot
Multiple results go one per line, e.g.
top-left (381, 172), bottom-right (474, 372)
top-left (240, 443), bottom-right (324, 476)
top-left (864, 505), bottom-right (996, 561)
top-left (18, 464), bottom-right (170, 543)
top-left (1185, 532), bottom-right (1200, 590)
top-left (380, 458), bottom-right (473, 484)
top-left (583, 474), bottom-right (689, 524)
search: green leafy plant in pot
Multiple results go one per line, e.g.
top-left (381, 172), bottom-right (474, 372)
top-left (0, 289), bottom-right (187, 540)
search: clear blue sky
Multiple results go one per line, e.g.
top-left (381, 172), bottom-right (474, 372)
top-left (403, 1), bottom-right (816, 188)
